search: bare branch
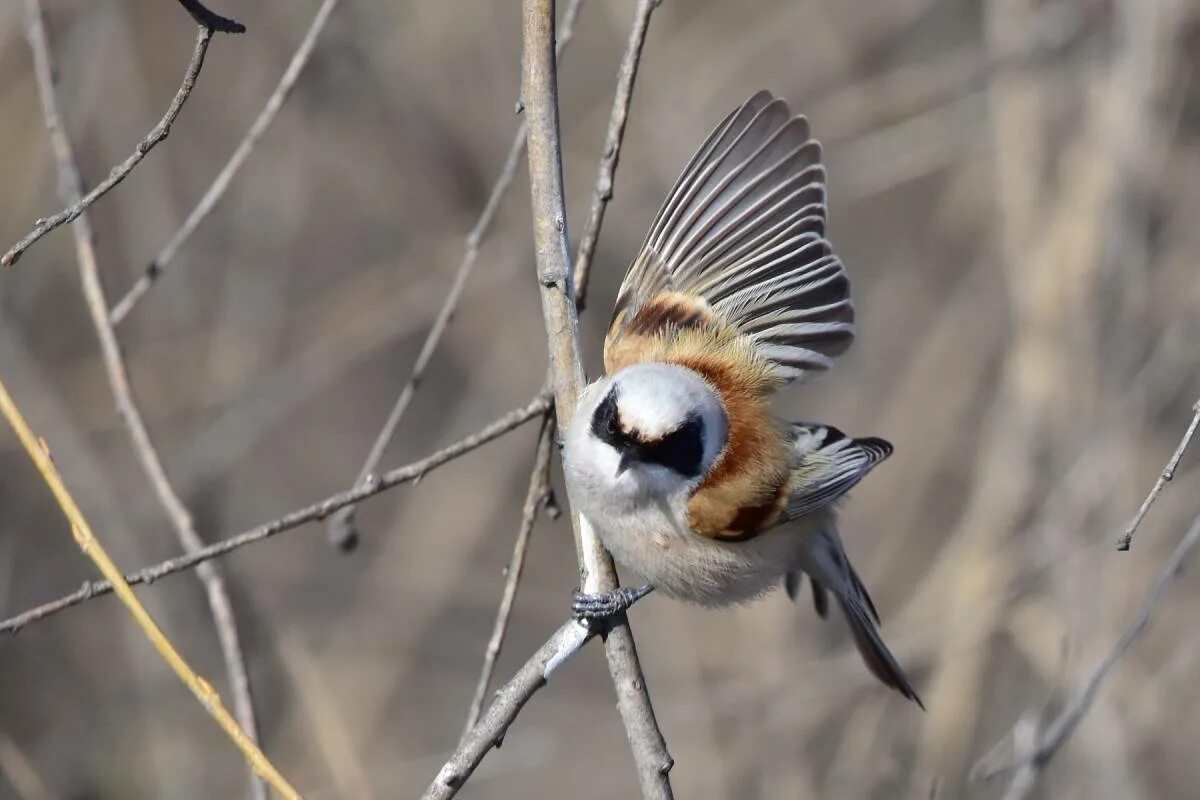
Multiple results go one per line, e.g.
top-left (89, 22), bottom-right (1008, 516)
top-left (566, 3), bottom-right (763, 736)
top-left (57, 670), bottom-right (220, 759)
top-left (1, 26), bottom-right (216, 267)
top-left (17, 6), bottom-right (266, 796)
top-left (460, 413), bottom-right (557, 737)
top-left (109, 0), bottom-right (342, 325)
top-left (175, 0), bottom-right (246, 33)
top-left (571, 0), bottom-right (660, 310)
top-left (980, 513), bottom-right (1200, 797)
top-left (520, 0), bottom-right (673, 796)
top-left (0, 394), bottom-right (551, 636)
top-left (1116, 399), bottom-right (1200, 550)
top-left (325, 0), bottom-right (589, 551)
top-left (422, 620), bottom-right (593, 800)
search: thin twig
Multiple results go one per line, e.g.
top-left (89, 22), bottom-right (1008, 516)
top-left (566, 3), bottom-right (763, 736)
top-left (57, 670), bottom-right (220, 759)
top-left (0, 394), bottom-right (551, 636)
top-left (1116, 399), bottom-right (1200, 550)
top-left (175, 0), bottom-right (246, 33)
top-left (0, 377), bottom-right (300, 799)
top-left (18, 6), bottom-right (266, 797)
top-left (325, 0), bottom-right (589, 551)
top-left (422, 619), bottom-right (593, 800)
top-left (1, 26), bottom-right (216, 267)
top-left (520, 1), bottom-right (673, 796)
top-left (459, 413), bottom-right (558, 738)
top-left (571, 0), bottom-right (660, 310)
top-left (982, 515), bottom-right (1200, 798)
top-left (109, 0), bottom-right (342, 324)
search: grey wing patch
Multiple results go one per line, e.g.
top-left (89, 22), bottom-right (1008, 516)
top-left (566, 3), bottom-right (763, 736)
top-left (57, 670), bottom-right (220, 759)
top-left (612, 91), bottom-right (854, 382)
top-left (783, 423), bottom-right (892, 520)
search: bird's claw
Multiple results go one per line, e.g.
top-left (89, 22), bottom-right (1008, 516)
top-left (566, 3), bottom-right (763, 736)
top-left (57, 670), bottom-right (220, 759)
top-left (571, 585), bottom-right (653, 624)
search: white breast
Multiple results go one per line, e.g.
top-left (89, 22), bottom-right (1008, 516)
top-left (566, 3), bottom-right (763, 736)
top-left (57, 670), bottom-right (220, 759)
top-left (564, 378), bottom-right (808, 606)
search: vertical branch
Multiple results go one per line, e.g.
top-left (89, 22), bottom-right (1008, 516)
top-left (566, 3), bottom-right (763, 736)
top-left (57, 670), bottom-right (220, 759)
top-left (520, 1), bottom-right (674, 796)
top-left (21, 4), bottom-right (266, 798)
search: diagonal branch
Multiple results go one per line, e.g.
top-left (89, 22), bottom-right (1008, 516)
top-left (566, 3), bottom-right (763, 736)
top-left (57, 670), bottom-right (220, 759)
top-left (981, 514), bottom-right (1200, 798)
top-left (0, 394), bottom-right (551, 636)
top-left (571, 0), bottom-right (660, 311)
top-left (1116, 399), bottom-right (1200, 550)
top-left (2, 24), bottom-right (218, 267)
top-left (519, 1), bottom-right (673, 796)
top-left (422, 619), bottom-right (594, 800)
top-left (18, 5), bottom-right (267, 797)
top-left (109, 0), bottom-right (342, 324)
top-left (325, 0), bottom-right (589, 551)
top-left (459, 411), bottom-right (558, 739)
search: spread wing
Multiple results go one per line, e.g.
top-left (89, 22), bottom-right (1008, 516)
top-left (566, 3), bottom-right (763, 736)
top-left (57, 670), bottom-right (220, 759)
top-left (782, 423), bottom-right (892, 521)
top-left (604, 90), bottom-right (853, 383)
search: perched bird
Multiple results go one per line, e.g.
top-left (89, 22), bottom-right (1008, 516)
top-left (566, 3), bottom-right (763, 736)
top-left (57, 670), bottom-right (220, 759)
top-left (563, 90), bottom-right (921, 705)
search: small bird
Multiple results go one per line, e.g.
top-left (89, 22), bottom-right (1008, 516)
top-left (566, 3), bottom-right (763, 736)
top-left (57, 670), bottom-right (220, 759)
top-left (563, 90), bottom-right (920, 705)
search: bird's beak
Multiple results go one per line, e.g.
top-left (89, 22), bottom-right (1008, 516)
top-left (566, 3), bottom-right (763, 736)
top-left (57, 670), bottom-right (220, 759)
top-left (615, 450), bottom-right (636, 478)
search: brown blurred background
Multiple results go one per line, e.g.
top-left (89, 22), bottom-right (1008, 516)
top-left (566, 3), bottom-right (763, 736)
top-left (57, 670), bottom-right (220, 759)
top-left (2, 0), bottom-right (1199, 797)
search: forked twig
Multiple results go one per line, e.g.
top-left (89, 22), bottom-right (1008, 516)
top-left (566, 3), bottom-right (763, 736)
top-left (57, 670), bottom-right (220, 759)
top-left (0, 394), bottom-right (551, 635)
top-left (2, 25), bottom-right (217, 267)
top-left (0, 377), bottom-right (300, 800)
top-left (325, 0), bottom-right (589, 550)
top-left (110, 0), bottom-right (342, 324)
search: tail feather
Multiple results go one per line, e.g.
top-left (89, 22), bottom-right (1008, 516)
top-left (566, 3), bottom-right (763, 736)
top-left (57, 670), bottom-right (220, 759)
top-left (839, 595), bottom-right (923, 708)
top-left (793, 520), bottom-right (921, 706)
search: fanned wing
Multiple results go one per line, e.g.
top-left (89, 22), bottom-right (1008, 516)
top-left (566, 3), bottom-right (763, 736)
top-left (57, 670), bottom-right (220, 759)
top-left (605, 90), bottom-right (853, 383)
top-left (782, 423), bottom-right (892, 521)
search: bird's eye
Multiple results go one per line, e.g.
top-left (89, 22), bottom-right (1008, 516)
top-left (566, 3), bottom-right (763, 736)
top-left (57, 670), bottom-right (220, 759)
top-left (641, 416), bottom-right (705, 478)
top-left (590, 387), bottom-right (623, 447)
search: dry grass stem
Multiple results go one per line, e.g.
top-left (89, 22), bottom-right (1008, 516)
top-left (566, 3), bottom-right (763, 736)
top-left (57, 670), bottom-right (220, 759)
top-left (0, 376), bottom-right (301, 800)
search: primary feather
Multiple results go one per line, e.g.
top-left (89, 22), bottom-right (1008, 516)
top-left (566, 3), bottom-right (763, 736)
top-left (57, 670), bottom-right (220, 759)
top-left (605, 90), bottom-right (853, 384)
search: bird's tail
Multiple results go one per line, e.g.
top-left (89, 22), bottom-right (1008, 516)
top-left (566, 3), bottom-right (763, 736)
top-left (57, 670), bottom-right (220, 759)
top-left (793, 520), bottom-right (922, 707)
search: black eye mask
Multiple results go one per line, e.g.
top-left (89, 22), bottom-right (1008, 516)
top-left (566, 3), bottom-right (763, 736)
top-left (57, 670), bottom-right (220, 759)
top-left (591, 387), bottom-right (706, 478)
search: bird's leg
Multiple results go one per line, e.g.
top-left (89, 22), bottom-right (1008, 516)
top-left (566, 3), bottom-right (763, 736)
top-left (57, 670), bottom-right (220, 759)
top-left (571, 584), bottom-right (654, 624)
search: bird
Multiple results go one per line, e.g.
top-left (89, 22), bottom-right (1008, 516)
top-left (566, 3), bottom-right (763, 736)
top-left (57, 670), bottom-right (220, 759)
top-left (562, 90), bottom-right (921, 706)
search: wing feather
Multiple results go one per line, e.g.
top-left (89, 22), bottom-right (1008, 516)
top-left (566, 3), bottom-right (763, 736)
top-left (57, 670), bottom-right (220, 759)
top-left (783, 424), bottom-right (892, 520)
top-left (607, 91), bottom-right (853, 383)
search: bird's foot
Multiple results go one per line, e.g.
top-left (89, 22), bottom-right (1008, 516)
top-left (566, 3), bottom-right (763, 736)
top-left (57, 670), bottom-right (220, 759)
top-left (571, 585), bottom-right (654, 626)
